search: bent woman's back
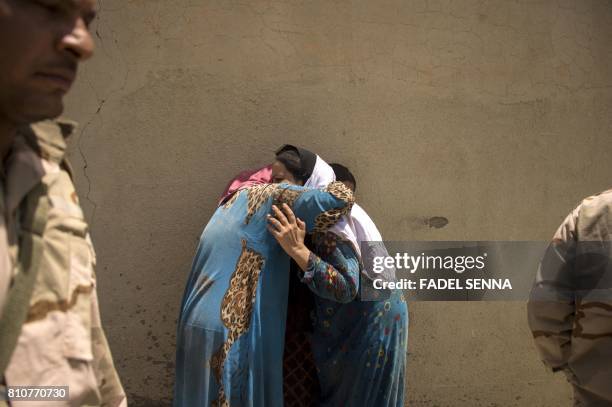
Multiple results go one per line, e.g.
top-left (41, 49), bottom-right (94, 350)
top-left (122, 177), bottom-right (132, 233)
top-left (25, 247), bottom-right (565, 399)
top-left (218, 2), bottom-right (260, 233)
top-left (174, 182), bottom-right (353, 407)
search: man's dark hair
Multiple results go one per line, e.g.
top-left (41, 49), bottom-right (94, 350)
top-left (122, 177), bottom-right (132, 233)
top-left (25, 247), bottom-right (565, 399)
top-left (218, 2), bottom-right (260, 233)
top-left (330, 163), bottom-right (356, 191)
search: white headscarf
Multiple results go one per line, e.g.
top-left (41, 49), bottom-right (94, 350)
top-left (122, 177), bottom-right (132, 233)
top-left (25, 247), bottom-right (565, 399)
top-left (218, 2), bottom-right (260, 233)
top-left (304, 155), bottom-right (336, 189)
top-left (304, 155), bottom-right (359, 252)
top-left (305, 155), bottom-right (394, 281)
top-left (331, 204), bottom-right (396, 281)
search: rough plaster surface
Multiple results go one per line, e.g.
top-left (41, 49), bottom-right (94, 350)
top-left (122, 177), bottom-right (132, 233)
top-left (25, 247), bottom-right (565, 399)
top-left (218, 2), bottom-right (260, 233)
top-left (63, 1), bottom-right (612, 405)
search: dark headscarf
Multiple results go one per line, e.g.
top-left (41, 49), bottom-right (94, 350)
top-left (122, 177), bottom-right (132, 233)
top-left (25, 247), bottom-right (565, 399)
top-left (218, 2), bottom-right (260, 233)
top-left (330, 163), bottom-right (356, 191)
top-left (275, 144), bottom-right (317, 185)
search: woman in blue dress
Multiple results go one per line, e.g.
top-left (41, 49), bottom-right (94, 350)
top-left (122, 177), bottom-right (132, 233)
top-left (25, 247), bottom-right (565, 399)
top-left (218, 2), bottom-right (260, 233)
top-left (268, 149), bottom-right (408, 407)
top-left (173, 149), bottom-right (354, 407)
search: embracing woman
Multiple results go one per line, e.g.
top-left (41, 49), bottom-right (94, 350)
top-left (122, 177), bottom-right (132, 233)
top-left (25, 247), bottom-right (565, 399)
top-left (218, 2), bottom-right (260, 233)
top-left (173, 148), bottom-right (354, 407)
top-left (268, 147), bottom-right (409, 407)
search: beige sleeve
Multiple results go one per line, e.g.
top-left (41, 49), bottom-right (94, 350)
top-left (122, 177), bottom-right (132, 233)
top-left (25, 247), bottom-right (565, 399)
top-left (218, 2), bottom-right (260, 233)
top-left (90, 285), bottom-right (127, 407)
top-left (527, 206), bottom-right (580, 371)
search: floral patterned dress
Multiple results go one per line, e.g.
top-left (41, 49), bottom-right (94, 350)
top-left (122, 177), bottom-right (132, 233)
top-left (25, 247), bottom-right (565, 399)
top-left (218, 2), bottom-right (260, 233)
top-left (300, 231), bottom-right (408, 407)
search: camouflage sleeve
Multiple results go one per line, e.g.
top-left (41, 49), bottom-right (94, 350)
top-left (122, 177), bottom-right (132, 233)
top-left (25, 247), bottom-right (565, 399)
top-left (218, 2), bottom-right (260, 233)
top-left (90, 286), bottom-right (127, 407)
top-left (527, 205), bottom-right (579, 372)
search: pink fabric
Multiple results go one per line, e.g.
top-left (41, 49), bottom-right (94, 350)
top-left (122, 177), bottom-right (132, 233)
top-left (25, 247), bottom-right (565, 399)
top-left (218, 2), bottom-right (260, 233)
top-left (219, 164), bottom-right (273, 205)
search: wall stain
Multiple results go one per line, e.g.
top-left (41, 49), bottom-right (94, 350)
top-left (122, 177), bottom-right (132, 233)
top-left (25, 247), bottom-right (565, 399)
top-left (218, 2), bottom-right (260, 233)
top-left (403, 216), bottom-right (450, 230)
top-left (426, 216), bottom-right (449, 229)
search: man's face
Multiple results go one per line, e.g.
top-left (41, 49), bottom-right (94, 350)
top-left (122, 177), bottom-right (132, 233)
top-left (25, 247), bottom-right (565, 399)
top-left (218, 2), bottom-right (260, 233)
top-left (271, 160), bottom-right (301, 185)
top-left (0, 0), bottom-right (96, 125)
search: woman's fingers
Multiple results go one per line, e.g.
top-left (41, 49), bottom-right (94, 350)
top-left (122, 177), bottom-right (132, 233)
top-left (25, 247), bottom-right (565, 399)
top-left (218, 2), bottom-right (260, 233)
top-left (267, 225), bottom-right (281, 238)
top-left (296, 218), bottom-right (306, 230)
top-left (267, 214), bottom-right (284, 231)
top-left (281, 203), bottom-right (297, 224)
top-left (271, 205), bottom-right (289, 226)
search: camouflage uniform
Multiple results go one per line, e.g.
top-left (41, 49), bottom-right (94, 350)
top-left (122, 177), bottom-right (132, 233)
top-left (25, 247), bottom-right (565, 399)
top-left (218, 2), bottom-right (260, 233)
top-left (0, 120), bottom-right (126, 406)
top-left (528, 189), bottom-right (612, 406)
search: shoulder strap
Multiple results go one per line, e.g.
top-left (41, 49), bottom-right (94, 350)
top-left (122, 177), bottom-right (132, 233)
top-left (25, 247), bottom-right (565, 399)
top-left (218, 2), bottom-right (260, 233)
top-left (0, 182), bottom-right (50, 374)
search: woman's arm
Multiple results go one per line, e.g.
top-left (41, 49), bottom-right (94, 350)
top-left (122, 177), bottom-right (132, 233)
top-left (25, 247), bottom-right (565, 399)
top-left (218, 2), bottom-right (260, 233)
top-left (300, 234), bottom-right (359, 303)
top-left (268, 204), bottom-right (360, 303)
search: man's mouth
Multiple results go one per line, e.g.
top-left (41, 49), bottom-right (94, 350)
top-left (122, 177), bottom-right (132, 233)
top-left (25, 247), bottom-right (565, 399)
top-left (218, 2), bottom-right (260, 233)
top-left (32, 69), bottom-right (76, 92)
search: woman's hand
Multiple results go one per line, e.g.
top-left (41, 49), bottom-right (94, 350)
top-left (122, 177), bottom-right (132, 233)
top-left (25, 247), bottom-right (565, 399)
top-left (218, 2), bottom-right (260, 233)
top-left (267, 203), bottom-right (310, 270)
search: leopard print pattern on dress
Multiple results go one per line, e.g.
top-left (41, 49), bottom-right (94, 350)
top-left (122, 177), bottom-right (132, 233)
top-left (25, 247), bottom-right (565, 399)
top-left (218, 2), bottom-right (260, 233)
top-left (245, 184), bottom-right (279, 224)
top-left (313, 181), bottom-right (354, 233)
top-left (222, 189), bottom-right (242, 210)
top-left (210, 395), bottom-right (229, 407)
top-left (273, 186), bottom-right (303, 209)
top-left (210, 239), bottom-right (264, 407)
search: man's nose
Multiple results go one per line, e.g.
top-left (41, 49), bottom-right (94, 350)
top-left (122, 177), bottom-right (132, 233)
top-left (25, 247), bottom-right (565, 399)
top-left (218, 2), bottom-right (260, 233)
top-left (58, 18), bottom-right (94, 61)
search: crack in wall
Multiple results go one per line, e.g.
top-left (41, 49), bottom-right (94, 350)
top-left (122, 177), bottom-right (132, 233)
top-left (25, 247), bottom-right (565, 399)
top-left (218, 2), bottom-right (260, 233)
top-left (77, 98), bottom-right (105, 228)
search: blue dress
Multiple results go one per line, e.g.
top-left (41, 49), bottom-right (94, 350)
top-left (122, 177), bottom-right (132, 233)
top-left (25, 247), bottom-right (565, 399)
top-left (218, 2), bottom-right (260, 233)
top-left (301, 231), bottom-right (408, 407)
top-left (174, 182), bottom-right (354, 407)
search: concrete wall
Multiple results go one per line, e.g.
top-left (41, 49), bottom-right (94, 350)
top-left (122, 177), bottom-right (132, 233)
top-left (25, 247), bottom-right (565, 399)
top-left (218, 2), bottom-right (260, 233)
top-left (64, 0), bottom-right (612, 405)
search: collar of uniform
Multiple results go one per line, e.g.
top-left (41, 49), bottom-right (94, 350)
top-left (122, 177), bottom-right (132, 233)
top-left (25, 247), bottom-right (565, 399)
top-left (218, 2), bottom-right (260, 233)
top-left (24, 117), bottom-right (76, 164)
top-left (4, 118), bottom-right (77, 215)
